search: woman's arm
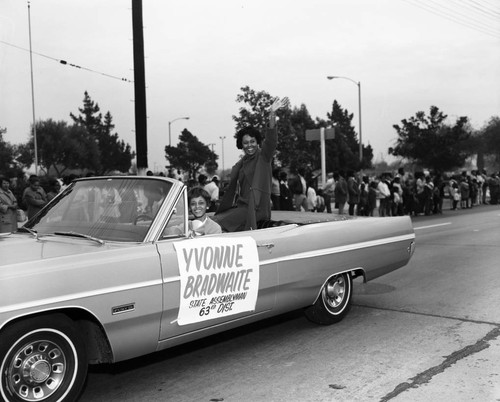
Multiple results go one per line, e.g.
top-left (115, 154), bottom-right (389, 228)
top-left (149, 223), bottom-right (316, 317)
top-left (268, 97), bottom-right (289, 129)
top-left (262, 97), bottom-right (290, 160)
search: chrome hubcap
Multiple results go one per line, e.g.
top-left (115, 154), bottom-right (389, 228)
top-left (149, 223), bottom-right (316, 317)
top-left (7, 340), bottom-right (66, 401)
top-left (324, 275), bottom-right (346, 308)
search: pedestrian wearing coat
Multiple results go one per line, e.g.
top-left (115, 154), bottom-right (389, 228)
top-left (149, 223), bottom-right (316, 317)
top-left (0, 176), bottom-right (18, 233)
top-left (289, 167), bottom-right (309, 212)
top-left (334, 171), bottom-right (348, 215)
top-left (22, 175), bottom-right (48, 220)
top-left (347, 170), bottom-right (360, 216)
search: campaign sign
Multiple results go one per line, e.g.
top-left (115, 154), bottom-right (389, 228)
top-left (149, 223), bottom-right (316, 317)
top-left (174, 236), bottom-right (259, 325)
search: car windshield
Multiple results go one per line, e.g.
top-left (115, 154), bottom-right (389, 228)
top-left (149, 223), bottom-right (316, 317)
top-left (24, 177), bottom-right (173, 242)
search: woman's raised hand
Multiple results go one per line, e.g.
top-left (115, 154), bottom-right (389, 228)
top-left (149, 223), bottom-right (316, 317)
top-left (270, 97), bottom-right (290, 113)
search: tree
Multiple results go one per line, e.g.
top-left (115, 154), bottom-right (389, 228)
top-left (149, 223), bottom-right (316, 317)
top-left (0, 127), bottom-right (23, 177)
top-left (234, 86), bottom-right (277, 131)
top-left (164, 129), bottom-right (218, 180)
top-left (284, 104), bottom-right (319, 172)
top-left (97, 112), bottom-right (134, 174)
top-left (481, 116), bottom-right (500, 165)
top-left (390, 106), bottom-right (472, 173)
top-left (70, 92), bottom-right (133, 174)
top-left (17, 120), bottom-right (100, 176)
top-left (0, 127), bottom-right (19, 175)
top-left (233, 86), bottom-right (304, 170)
top-left (232, 86), bottom-right (370, 174)
top-left (325, 100), bottom-right (372, 171)
top-left (70, 91), bottom-right (102, 139)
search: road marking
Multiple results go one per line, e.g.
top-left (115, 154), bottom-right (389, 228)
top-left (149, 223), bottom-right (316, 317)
top-left (414, 222), bottom-right (452, 230)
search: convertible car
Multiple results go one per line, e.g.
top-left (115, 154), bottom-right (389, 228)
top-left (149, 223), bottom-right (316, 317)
top-left (0, 176), bottom-right (415, 401)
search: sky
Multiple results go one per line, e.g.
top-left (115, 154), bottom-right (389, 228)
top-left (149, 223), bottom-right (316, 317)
top-left (1, 0), bottom-right (499, 175)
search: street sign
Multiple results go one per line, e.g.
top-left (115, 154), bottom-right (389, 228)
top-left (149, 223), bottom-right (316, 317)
top-left (304, 127), bottom-right (336, 189)
top-left (305, 129), bottom-right (321, 141)
top-left (325, 127), bottom-right (335, 139)
top-left (305, 127), bottom-right (335, 141)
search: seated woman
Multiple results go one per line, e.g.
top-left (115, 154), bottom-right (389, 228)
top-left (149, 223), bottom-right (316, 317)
top-left (188, 187), bottom-right (222, 236)
top-left (214, 97), bottom-right (289, 232)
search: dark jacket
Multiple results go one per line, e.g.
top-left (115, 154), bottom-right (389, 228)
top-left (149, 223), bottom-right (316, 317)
top-left (216, 127), bottom-right (277, 230)
top-left (289, 175), bottom-right (306, 195)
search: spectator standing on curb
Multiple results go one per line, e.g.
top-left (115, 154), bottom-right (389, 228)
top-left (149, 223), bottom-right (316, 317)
top-left (392, 176), bottom-right (404, 216)
top-left (358, 176), bottom-right (369, 216)
top-left (347, 170), bottom-right (360, 216)
top-left (333, 171), bottom-right (348, 215)
top-left (489, 172), bottom-right (500, 204)
top-left (322, 172), bottom-right (335, 213)
top-left (0, 176), bottom-right (18, 233)
top-left (432, 177), bottom-right (444, 214)
top-left (368, 181), bottom-right (378, 216)
top-left (481, 169), bottom-right (489, 204)
top-left (316, 189), bottom-right (326, 212)
top-left (279, 171), bottom-right (294, 211)
top-left (23, 175), bottom-right (48, 220)
top-left (290, 166), bottom-right (309, 212)
top-left (469, 176), bottom-right (478, 208)
top-left (460, 175), bottom-right (470, 209)
top-left (46, 177), bottom-right (62, 201)
top-left (423, 175), bottom-right (434, 215)
top-left (306, 181), bottom-right (317, 212)
top-left (377, 174), bottom-right (390, 217)
top-left (450, 178), bottom-right (460, 210)
top-left (415, 172), bottom-right (425, 214)
top-left (473, 170), bottom-right (484, 205)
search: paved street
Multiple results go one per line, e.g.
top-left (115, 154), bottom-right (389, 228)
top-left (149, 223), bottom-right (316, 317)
top-left (80, 205), bottom-right (500, 402)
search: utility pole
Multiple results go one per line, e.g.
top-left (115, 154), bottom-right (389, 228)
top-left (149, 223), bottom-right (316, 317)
top-left (132, 0), bottom-right (148, 173)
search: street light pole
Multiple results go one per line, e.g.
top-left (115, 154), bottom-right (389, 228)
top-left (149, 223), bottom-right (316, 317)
top-left (168, 116), bottom-right (190, 146)
top-left (219, 136), bottom-right (226, 176)
top-left (327, 76), bottom-right (363, 162)
top-left (28, 2), bottom-right (38, 175)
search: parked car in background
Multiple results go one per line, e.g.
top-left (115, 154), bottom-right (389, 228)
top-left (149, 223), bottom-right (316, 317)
top-left (0, 176), bottom-right (415, 401)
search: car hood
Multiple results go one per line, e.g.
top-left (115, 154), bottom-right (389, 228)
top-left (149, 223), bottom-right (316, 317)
top-left (0, 233), bottom-right (120, 267)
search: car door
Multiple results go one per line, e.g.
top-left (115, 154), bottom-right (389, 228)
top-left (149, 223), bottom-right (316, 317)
top-left (155, 195), bottom-right (278, 342)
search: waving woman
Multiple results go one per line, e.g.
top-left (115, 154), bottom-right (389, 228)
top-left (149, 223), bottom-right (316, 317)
top-left (214, 97), bottom-right (289, 231)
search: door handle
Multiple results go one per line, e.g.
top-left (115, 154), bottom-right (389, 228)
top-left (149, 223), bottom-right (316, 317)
top-left (257, 243), bottom-right (275, 250)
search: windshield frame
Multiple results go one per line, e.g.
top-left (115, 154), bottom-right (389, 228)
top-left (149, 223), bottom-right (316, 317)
top-left (23, 176), bottom-right (181, 243)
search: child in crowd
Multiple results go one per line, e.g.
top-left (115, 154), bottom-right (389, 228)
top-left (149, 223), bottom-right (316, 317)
top-left (188, 187), bottom-right (222, 236)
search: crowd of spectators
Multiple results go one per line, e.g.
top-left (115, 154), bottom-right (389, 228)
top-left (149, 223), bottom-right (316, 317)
top-left (2, 166), bottom-right (499, 234)
top-left (168, 165), bottom-right (500, 220)
top-left (249, 166), bottom-right (500, 217)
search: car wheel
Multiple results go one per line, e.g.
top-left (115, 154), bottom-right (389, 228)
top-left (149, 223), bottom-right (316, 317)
top-left (304, 272), bottom-right (353, 325)
top-left (0, 315), bottom-right (88, 402)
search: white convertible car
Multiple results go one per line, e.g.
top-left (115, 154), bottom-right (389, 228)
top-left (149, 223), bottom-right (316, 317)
top-left (0, 176), bottom-right (415, 401)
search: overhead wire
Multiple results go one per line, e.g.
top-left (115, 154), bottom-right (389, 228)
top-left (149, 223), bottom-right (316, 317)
top-left (475, 0), bottom-right (500, 16)
top-left (431, 0), bottom-right (500, 31)
top-left (403, 0), bottom-right (500, 39)
top-left (468, 0), bottom-right (500, 18)
top-left (0, 39), bottom-right (133, 83)
top-left (405, 0), bottom-right (500, 38)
